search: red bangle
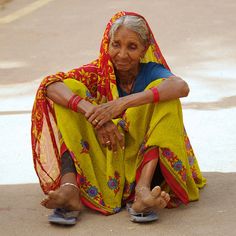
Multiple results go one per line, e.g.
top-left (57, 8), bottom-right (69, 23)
top-left (150, 87), bottom-right (159, 103)
top-left (67, 94), bottom-right (83, 112)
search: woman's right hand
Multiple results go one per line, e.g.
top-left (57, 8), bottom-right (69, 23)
top-left (78, 101), bottom-right (124, 152)
top-left (95, 120), bottom-right (125, 152)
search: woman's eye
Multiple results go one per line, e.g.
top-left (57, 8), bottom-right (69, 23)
top-left (129, 44), bottom-right (137, 50)
top-left (112, 42), bottom-right (119, 48)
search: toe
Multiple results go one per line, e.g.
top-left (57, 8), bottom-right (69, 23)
top-left (42, 191), bottom-right (61, 209)
top-left (41, 197), bottom-right (49, 206)
top-left (160, 191), bottom-right (166, 197)
top-left (165, 194), bottom-right (170, 203)
top-left (158, 197), bottom-right (168, 209)
top-left (160, 199), bottom-right (167, 208)
top-left (161, 191), bottom-right (169, 200)
top-left (151, 186), bottom-right (161, 198)
top-left (165, 195), bottom-right (170, 203)
top-left (160, 191), bottom-right (170, 204)
top-left (161, 192), bottom-right (170, 202)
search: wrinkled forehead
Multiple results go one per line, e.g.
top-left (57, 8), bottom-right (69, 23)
top-left (108, 15), bottom-right (149, 45)
top-left (110, 25), bottom-right (144, 45)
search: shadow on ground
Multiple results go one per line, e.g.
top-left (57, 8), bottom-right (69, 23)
top-left (183, 95), bottom-right (236, 110)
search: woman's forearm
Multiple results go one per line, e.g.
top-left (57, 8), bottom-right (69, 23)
top-left (46, 82), bottom-right (74, 107)
top-left (46, 82), bottom-right (94, 114)
top-left (121, 76), bottom-right (190, 110)
top-left (121, 90), bottom-right (153, 110)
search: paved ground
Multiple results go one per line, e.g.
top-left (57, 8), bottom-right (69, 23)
top-left (0, 0), bottom-right (236, 235)
top-left (1, 173), bottom-right (236, 236)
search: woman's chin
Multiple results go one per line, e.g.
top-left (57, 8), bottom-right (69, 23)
top-left (115, 65), bottom-right (131, 72)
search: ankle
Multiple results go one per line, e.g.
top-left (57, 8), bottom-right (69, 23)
top-left (136, 181), bottom-right (150, 189)
top-left (135, 185), bottom-right (150, 193)
top-left (61, 183), bottom-right (79, 191)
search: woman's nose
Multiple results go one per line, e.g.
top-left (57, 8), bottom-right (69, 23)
top-left (118, 48), bottom-right (128, 59)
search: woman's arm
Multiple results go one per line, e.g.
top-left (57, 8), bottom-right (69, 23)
top-left (122, 76), bottom-right (189, 109)
top-left (46, 82), bottom-right (124, 152)
top-left (86, 76), bottom-right (189, 128)
top-left (46, 82), bottom-right (94, 114)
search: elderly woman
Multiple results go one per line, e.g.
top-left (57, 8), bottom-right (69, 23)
top-left (31, 11), bottom-right (206, 224)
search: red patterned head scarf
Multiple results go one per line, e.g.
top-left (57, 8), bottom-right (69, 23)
top-left (96, 11), bottom-right (169, 102)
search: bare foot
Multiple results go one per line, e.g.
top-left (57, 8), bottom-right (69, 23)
top-left (41, 185), bottom-right (81, 211)
top-left (151, 186), bottom-right (170, 209)
top-left (131, 185), bottom-right (170, 213)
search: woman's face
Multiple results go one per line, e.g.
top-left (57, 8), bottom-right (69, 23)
top-left (108, 26), bottom-right (146, 73)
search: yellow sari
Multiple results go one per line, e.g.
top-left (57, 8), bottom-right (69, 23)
top-left (31, 11), bottom-right (206, 215)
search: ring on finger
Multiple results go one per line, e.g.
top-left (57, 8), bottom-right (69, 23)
top-left (94, 119), bottom-right (99, 123)
top-left (105, 140), bottom-right (111, 144)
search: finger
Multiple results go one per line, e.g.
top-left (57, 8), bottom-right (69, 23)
top-left (92, 118), bottom-right (100, 127)
top-left (105, 139), bottom-right (111, 149)
top-left (119, 133), bottom-right (125, 150)
top-left (84, 109), bottom-right (95, 119)
top-left (101, 137), bottom-right (107, 147)
top-left (97, 133), bottom-right (106, 147)
top-left (108, 133), bottom-right (117, 152)
top-left (87, 112), bottom-right (99, 123)
top-left (96, 118), bottom-right (109, 129)
top-left (94, 113), bottom-right (110, 129)
top-left (105, 140), bottom-right (112, 151)
top-left (114, 130), bottom-right (125, 150)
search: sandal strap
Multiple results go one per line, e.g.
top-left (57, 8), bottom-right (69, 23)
top-left (126, 203), bottom-right (153, 216)
top-left (54, 208), bottom-right (80, 219)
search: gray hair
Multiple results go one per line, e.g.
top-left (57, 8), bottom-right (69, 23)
top-left (109, 15), bottom-right (150, 46)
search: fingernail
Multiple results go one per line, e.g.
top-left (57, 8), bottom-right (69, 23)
top-left (122, 146), bottom-right (125, 150)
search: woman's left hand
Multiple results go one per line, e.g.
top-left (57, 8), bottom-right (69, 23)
top-left (85, 99), bottom-right (126, 129)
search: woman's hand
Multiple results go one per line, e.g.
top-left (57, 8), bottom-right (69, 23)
top-left (95, 120), bottom-right (125, 152)
top-left (85, 99), bottom-right (126, 129)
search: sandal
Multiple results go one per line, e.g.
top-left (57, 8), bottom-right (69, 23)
top-left (48, 208), bottom-right (80, 225)
top-left (126, 203), bottom-right (159, 223)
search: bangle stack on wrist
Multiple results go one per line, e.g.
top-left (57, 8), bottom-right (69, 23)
top-left (67, 94), bottom-right (83, 112)
top-left (150, 87), bottom-right (160, 103)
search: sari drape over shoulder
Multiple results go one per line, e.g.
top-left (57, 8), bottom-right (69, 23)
top-left (31, 11), bottom-right (206, 214)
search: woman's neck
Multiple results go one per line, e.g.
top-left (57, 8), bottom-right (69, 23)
top-left (116, 64), bottom-right (141, 86)
top-left (116, 64), bottom-right (141, 94)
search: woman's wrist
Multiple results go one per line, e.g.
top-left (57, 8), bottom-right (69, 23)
top-left (67, 94), bottom-right (95, 114)
top-left (67, 94), bottom-right (83, 112)
top-left (77, 99), bottom-right (93, 114)
top-left (117, 97), bottom-right (129, 111)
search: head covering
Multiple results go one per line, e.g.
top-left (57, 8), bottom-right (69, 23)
top-left (31, 11), bottom-right (171, 193)
top-left (97, 11), bottom-right (170, 102)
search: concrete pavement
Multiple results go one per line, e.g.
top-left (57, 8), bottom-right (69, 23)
top-left (1, 173), bottom-right (236, 236)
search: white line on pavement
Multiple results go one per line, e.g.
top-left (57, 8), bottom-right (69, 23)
top-left (0, 0), bottom-right (55, 24)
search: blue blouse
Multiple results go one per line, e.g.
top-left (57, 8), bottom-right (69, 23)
top-left (117, 62), bottom-right (174, 97)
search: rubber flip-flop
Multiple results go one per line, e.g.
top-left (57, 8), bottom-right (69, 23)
top-left (126, 203), bottom-right (159, 223)
top-left (48, 208), bottom-right (80, 225)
